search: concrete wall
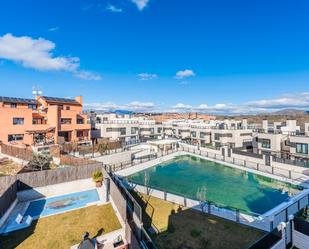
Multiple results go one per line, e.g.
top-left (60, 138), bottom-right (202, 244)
top-left (95, 151), bottom-right (134, 165)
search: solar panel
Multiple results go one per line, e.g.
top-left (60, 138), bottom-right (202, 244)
top-left (42, 96), bottom-right (80, 105)
top-left (0, 96), bottom-right (38, 104)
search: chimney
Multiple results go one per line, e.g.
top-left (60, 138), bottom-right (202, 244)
top-left (75, 96), bottom-right (82, 105)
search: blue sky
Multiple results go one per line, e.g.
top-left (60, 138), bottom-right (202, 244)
top-left (0, 0), bottom-right (308, 114)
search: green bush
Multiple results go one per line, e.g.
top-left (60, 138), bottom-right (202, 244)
top-left (92, 171), bottom-right (103, 182)
top-left (190, 228), bottom-right (201, 238)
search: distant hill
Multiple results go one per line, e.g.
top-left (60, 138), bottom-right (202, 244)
top-left (268, 109), bottom-right (309, 116)
top-left (84, 109), bottom-right (134, 115)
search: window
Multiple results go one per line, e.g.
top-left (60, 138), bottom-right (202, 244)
top-left (77, 130), bottom-right (84, 137)
top-left (240, 133), bottom-right (252, 136)
top-left (120, 128), bottom-right (126, 135)
top-left (77, 118), bottom-right (84, 124)
top-left (10, 103), bottom-right (17, 108)
top-left (61, 118), bottom-right (72, 124)
top-left (106, 128), bottom-right (112, 132)
top-left (214, 133), bottom-right (232, 140)
top-left (131, 127), bottom-right (138, 134)
top-left (28, 104), bottom-right (36, 110)
top-left (13, 118), bottom-right (24, 125)
top-left (32, 118), bottom-right (45, 125)
top-left (8, 134), bottom-right (24, 142)
top-left (296, 143), bottom-right (308, 154)
top-left (260, 139), bottom-right (271, 149)
top-left (158, 128), bottom-right (162, 133)
top-left (66, 106), bottom-right (70, 110)
top-left (191, 131), bottom-right (196, 137)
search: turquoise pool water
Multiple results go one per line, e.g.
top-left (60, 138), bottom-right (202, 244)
top-left (24, 189), bottom-right (100, 218)
top-left (127, 155), bottom-right (299, 215)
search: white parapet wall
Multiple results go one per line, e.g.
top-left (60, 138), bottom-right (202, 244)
top-left (17, 178), bottom-right (99, 202)
top-left (293, 229), bottom-right (309, 249)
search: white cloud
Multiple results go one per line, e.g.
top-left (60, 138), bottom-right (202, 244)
top-left (126, 101), bottom-right (155, 110)
top-left (74, 70), bottom-right (102, 81)
top-left (169, 92), bottom-right (309, 114)
top-left (84, 101), bottom-right (156, 112)
top-left (0, 33), bottom-right (101, 80)
top-left (137, 73), bottom-right (157, 80)
top-left (174, 69), bottom-right (196, 79)
top-left (171, 103), bottom-right (193, 111)
top-left (132, 0), bottom-right (149, 10)
top-left (48, 27), bottom-right (59, 32)
top-left (106, 4), bottom-right (123, 13)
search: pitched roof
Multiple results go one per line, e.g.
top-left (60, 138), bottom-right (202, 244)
top-left (41, 96), bottom-right (81, 106)
top-left (0, 96), bottom-right (38, 105)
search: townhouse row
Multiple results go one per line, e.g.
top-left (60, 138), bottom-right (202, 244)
top-left (0, 95), bottom-right (91, 149)
top-left (93, 114), bottom-right (309, 163)
top-left (253, 119), bottom-right (309, 162)
top-left (93, 113), bottom-right (253, 148)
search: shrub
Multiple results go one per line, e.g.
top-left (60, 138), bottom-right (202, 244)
top-left (92, 171), bottom-right (103, 182)
top-left (190, 228), bottom-right (201, 238)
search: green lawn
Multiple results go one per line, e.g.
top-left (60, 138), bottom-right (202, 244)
top-left (135, 193), bottom-right (266, 249)
top-left (0, 204), bottom-right (122, 249)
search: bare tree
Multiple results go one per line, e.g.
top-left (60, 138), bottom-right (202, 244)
top-left (196, 186), bottom-right (207, 213)
top-left (27, 153), bottom-right (52, 171)
top-left (144, 171), bottom-right (150, 195)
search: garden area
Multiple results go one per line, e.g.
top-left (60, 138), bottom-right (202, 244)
top-left (134, 192), bottom-right (266, 249)
top-left (0, 157), bottom-right (23, 176)
top-left (0, 204), bottom-right (122, 249)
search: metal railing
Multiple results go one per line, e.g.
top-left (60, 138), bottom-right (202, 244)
top-left (232, 148), bottom-right (263, 159)
top-left (273, 156), bottom-right (309, 168)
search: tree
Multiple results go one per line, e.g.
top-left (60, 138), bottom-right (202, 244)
top-left (27, 153), bottom-right (52, 171)
top-left (144, 171), bottom-right (150, 195)
top-left (98, 143), bottom-right (110, 155)
top-left (196, 186), bottom-right (207, 213)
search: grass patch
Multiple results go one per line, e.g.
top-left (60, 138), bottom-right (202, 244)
top-left (136, 193), bottom-right (265, 249)
top-left (0, 204), bottom-right (122, 249)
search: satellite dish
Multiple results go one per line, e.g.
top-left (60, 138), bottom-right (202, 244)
top-left (38, 91), bottom-right (43, 95)
top-left (32, 90), bottom-right (37, 95)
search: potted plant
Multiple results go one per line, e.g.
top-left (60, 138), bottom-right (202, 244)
top-left (92, 171), bottom-right (103, 187)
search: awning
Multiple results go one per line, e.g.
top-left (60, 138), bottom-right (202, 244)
top-left (25, 127), bottom-right (56, 134)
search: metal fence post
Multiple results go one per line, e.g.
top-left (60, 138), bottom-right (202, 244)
top-left (236, 209), bottom-right (240, 223)
top-left (289, 170), bottom-right (292, 179)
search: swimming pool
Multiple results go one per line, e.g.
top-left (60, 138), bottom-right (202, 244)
top-left (0, 189), bottom-right (100, 234)
top-left (24, 189), bottom-right (100, 218)
top-left (127, 155), bottom-right (300, 215)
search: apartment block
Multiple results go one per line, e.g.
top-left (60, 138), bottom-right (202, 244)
top-left (0, 95), bottom-right (90, 148)
top-left (211, 119), bottom-right (253, 148)
top-left (252, 119), bottom-right (309, 161)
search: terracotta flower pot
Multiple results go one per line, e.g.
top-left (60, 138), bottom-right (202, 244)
top-left (95, 181), bottom-right (102, 187)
